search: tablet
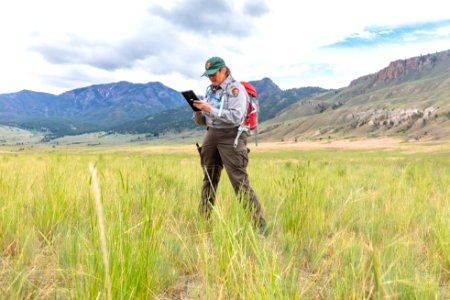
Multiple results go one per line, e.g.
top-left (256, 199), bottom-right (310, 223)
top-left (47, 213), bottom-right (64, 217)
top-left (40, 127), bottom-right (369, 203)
top-left (181, 90), bottom-right (201, 112)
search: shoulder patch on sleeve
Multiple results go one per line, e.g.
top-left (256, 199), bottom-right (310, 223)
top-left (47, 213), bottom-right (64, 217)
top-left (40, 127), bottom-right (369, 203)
top-left (231, 87), bottom-right (239, 97)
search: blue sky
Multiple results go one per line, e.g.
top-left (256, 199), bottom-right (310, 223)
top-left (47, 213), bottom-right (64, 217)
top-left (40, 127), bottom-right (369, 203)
top-left (328, 20), bottom-right (450, 48)
top-left (0, 0), bottom-right (449, 95)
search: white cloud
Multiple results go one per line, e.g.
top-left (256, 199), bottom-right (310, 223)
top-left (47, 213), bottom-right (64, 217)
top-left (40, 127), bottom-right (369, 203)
top-left (434, 26), bottom-right (450, 36)
top-left (0, 0), bottom-right (449, 95)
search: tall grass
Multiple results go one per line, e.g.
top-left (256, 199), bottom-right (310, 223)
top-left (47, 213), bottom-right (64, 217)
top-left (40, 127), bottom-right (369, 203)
top-left (0, 146), bottom-right (448, 299)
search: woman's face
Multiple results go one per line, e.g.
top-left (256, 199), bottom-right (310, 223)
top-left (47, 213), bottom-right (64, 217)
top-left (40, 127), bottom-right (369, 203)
top-left (208, 67), bottom-right (227, 86)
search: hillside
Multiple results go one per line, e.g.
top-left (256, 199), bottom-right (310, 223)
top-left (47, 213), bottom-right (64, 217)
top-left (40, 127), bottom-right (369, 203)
top-left (0, 81), bottom-right (185, 136)
top-left (260, 49), bottom-right (450, 141)
top-left (0, 90), bottom-right (57, 119)
top-left (56, 81), bottom-right (184, 124)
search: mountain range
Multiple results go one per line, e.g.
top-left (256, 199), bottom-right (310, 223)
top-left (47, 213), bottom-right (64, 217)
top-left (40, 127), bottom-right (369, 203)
top-left (0, 81), bottom-right (186, 136)
top-left (0, 77), bottom-right (324, 139)
top-left (260, 49), bottom-right (450, 141)
top-left (1, 48), bottom-right (450, 143)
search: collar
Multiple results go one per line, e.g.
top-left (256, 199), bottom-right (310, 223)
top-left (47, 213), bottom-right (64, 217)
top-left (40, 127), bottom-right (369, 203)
top-left (219, 75), bottom-right (234, 90)
top-left (210, 75), bottom-right (234, 91)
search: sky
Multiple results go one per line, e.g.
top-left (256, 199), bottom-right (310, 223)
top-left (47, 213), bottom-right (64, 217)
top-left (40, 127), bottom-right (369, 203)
top-left (1, 0), bottom-right (449, 95)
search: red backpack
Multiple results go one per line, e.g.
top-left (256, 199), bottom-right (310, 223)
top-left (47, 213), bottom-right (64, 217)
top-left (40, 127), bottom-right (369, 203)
top-left (240, 81), bottom-right (258, 131)
top-left (233, 81), bottom-right (259, 147)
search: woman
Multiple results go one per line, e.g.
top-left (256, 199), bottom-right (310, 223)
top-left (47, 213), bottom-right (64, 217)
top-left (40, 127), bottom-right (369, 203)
top-left (193, 56), bottom-right (266, 234)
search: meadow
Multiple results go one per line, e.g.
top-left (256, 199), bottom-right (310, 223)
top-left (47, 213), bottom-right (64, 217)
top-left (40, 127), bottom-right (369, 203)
top-left (0, 143), bottom-right (448, 299)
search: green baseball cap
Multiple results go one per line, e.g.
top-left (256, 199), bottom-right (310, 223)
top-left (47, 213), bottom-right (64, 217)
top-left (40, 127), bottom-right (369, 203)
top-left (202, 57), bottom-right (226, 76)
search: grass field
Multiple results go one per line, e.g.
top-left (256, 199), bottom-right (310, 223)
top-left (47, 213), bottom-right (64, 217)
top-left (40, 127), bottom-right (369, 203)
top-left (0, 142), bottom-right (448, 299)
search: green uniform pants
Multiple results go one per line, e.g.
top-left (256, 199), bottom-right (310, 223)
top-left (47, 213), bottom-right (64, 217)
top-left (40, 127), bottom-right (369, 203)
top-left (199, 127), bottom-right (266, 228)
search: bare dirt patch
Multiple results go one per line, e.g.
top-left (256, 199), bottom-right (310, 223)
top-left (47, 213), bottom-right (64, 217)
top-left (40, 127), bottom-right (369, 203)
top-left (255, 138), bottom-right (450, 153)
top-left (257, 138), bottom-right (403, 150)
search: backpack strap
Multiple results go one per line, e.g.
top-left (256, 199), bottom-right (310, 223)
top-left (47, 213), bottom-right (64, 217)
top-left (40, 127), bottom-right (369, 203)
top-left (218, 82), bottom-right (233, 117)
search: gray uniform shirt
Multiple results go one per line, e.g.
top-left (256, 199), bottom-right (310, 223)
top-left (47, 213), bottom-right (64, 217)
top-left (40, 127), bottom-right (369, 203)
top-left (196, 75), bottom-right (247, 128)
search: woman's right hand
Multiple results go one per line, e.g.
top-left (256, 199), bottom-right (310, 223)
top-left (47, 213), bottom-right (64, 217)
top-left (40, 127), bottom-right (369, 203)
top-left (193, 100), bottom-right (211, 112)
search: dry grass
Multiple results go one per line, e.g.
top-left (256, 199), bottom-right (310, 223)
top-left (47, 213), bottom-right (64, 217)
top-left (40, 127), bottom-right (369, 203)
top-left (0, 144), bottom-right (448, 298)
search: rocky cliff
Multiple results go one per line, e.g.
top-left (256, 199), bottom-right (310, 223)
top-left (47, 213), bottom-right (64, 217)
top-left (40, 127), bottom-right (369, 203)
top-left (260, 48), bottom-right (450, 141)
top-left (350, 49), bottom-right (450, 89)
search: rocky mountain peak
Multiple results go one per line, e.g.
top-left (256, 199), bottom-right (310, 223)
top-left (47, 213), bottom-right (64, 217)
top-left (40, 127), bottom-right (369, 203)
top-left (350, 49), bottom-right (450, 88)
top-left (250, 77), bottom-right (281, 99)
